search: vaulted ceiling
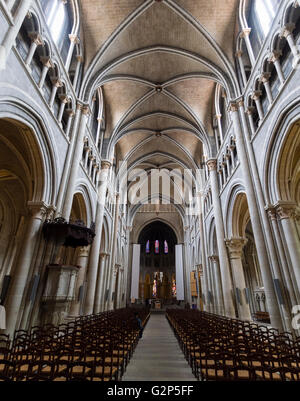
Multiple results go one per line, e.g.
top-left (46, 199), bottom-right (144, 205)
top-left (79, 0), bottom-right (240, 204)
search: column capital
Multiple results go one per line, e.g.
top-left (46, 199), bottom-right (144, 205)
top-left (226, 237), bottom-right (248, 258)
top-left (51, 78), bottom-right (63, 88)
top-left (268, 50), bottom-right (282, 63)
top-left (76, 102), bottom-right (90, 114)
top-left (69, 34), bottom-right (80, 44)
top-left (28, 31), bottom-right (44, 46)
top-left (27, 201), bottom-right (49, 220)
top-left (101, 160), bottom-right (111, 170)
top-left (251, 90), bottom-right (262, 101)
top-left (59, 94), bottom-right (69, 104)
top-left (76, 54), bottom-right (84, 63)
top-left (99, 252), bottom-right (108, 260)
top-left (265, 205), bottom-right (277, 221)
top-left (227, 101), bottom-right (239, 113)
top-left (78, 247), bottom-right (90, 258)
top-left (39, 56), bottom-right (54, 69)
top-left (235, 50), bottom-right (243, 58)
top-left (280, 23), bottom-right (296, 38)
top-left (66, 108), bottom-right (75, 117)
top-left (259, 72), bottom-right (271, 83)
top-left (208, 255), bottom-right (219, 262)
top-left (274, 201), bottom-right (299, 220)
top-left (245, 106), bottom-right (255, 115)
top-left (241, 27), bottom-right (251, 38)
top-left (206, 158), bottom-right (217, 171)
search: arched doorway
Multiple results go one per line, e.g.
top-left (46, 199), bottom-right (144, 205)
top-left (138, 221), bottom-right (177, 306)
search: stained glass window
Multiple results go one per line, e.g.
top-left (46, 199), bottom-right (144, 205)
top-left (164, 240), bottom-right (168, 254)
top-left (146, 240), bottom-right (150, 254)
top-left (155, 240), bottom-right (159, 254)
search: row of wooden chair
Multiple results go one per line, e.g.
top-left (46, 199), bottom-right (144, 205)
top-left (0, 307), bottom-right (150, 381)
top-left (166, 309), bottom-right (300, 381)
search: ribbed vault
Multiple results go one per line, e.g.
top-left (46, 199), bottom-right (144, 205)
top-left (80, 0), bottom-right (240, 203)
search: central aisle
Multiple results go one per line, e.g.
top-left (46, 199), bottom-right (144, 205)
top-left (122, 313), bottom-right (196, 381)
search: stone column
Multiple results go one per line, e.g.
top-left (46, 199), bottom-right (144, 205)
top-left (226, 238), bottom-right (252, 321)
top-left (118, 266), bottom-right (125, 309)
top-left (72, 55), bottom-right (83, 91)
top-left (236, 50), bottom-right (247, 87)
top-left (25, 32), bottom-right (43, 67)
top-left (229, 101), bottom-right (283, 330)
top-left (93, 252), bottom-right (107, 313)
top-left (55, 103), bottom-right (83, 216)
top-left (100, 252), bottom-right (110, 311)
top-left (216, 114), bottom-right (223, 143)
top-left (38, 57), bottom-right (54, 89)
top-left (62, 105), bottom-right (90, 219)
top-left (65, 34), bottom-right (79, 72)
top-left (238, 98), bottom-right (294, 332)
top-left (275, 202), bottom-right (300, 295)
top-left (209, 255), bottom-right (224, 315)
top-left (280, 23), bottom-right (300, 68)
top-left (207, 159), bottom-right (235, 317)
top-left (84, 160), bottom-right (111, 315)
top-left (196, 192), bottom-right (210, 312)
top-left (245, 106), bottom-right (256, 136)
top-left (69, 246), bottom-right (90, 317)
top-left (241, 28), bottom-right (256, 67)
top-left (88, 155), bottom-right (94, 177)
top-left (268, 51), bottom-right (285, 87)
top-left (260, 73), bottom-right (273, 107)
top-left (57, 95), bottom-right (69, 124)
top-left (107, 193), bottom-right (121, 310)
top-left (0, 0), bottom-right (33, 70)
top-left (251, 91), bottom-right (264, 123)
top-left (266, 206), bottom-right (299, 306)
top-left (49, 78), bottom-right (63, 110)
top-left (64, 108), bottom-right (75, 138)
top-left (4, 201), bottom-right (48, 335)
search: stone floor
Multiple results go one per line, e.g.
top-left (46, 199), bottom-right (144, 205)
top-left (122, 313), bottom-right (197, 381)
